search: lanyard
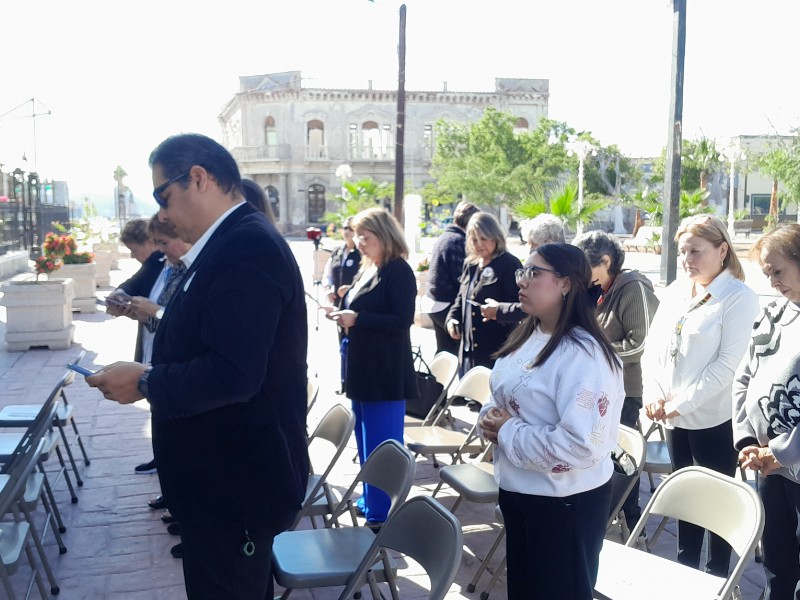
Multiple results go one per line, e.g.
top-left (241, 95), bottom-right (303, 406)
top-left (669, 292), bottom-right (712, 361)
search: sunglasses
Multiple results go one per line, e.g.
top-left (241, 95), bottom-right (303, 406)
top-left (515, 265), bottom-right (560, 284)
top-left (153, 171), bottom-right (191, 208)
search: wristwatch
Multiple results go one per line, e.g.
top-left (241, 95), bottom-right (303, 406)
top-left (137, 366), bottom-right (153, 397)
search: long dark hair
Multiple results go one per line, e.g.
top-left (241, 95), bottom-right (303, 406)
top-left (496, 243), bottom-right (619, 370)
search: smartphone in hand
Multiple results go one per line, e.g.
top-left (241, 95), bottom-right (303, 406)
top-left (106, 290), bottom-right (132, 307)
top-left (67, 351), bottom-right (96, 377)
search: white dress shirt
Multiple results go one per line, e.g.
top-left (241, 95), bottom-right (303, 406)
top-left (642, 269), bottom-right (759, 430)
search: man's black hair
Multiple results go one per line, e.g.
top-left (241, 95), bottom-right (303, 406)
top-left (149, 133), bottom-right (241, 195)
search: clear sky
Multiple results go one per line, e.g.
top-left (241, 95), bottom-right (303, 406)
top-left (0, 0), bottom-right (797, 212)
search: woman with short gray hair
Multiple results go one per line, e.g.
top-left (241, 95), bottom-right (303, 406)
top-left (524, 213), bottom-right (566, 251)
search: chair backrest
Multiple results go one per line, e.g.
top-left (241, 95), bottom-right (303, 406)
top-left (332, 440), bottom-right (416, 522)
top-left (617, 424), bottom-right (646, 470)
top-left (1, 370), bottom-right (69, 476)
top-left (338, 496), bottom-right (463, 600)
top-left (607, 425), bottom-right (647, 525)
top-left (635, 465), bottom-right (764, 599)
top-left (645, 466), bottom-right (763, 556)
top-left (307, 379), bottom-right (320, 414)
top-left (429, 352), bottom-right (458, 392)
top-left (310, 403), bottom-right (354, 450)
top-left (0, 436), bottom-right (45, 516)
top-left (450, 366), bottom-right (492, 407)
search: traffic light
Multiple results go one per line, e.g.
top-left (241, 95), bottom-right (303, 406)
top-left (27, 172), bottom-right (40, 204)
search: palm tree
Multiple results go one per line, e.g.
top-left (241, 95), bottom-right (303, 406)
top-left (548, 182), bottom-right (609, 233)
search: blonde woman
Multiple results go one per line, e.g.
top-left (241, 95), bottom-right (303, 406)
top-left (446, 212), bottom-right (522, 375)
top-left (328, 208), bottom-right (418, 527)
top-left (642, 214), bottom-right (759, 576)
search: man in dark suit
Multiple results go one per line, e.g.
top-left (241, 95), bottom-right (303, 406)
top-left (88, 133), bottom-right (309, 599)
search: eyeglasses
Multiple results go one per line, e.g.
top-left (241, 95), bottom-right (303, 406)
top-left (153, 171), bottom-right (191, 208)
top-left (515, 266), bottom-right (560, 284)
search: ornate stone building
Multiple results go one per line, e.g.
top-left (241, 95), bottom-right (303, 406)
top-left (218, 71), bottom-right (549, 229)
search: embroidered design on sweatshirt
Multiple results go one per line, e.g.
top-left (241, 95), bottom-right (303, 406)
top-left (597, 392), bottom-right (609, 417)
top-left (749, 302), bottom-right (786, 377)
top-left (758, 374), bottom-right (800, 437)
top-left (576, 389), bottom-right (595, 410)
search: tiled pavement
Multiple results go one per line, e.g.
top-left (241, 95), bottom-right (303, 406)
top-left (0, 238), bottom-right (772, 599)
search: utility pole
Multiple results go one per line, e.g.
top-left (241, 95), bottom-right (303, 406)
top-left (393, 4), bottom-right (406, 223)
top-left (660, 0), bottom-right (687, 286)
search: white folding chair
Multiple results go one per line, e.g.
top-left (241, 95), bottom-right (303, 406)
top-left (404, 366), bottom-right (491, 467)
top-left (607, 424), bottom-right (647, 542)
top-left (595, 466), bottom-right (765, 600)
top-left (404, 351), bottom-right (459, 428)
top-left (338, 496), bottom-right (463, 600)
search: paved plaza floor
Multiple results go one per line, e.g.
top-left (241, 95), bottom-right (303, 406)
top-left (0, 235), bottom-right (774, 599)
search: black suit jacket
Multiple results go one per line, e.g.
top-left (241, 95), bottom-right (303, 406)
top-left (149, 204), bottom-right (309, 527)
top-left (344, 258), bottom-right (419, 402)
top-left (118, 250), bottom-right (165, 362)
top-left (447, 251), bottom-right (522, 369)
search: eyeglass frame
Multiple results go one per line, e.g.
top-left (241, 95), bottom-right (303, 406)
top-left (515, 265), bottom-right (561, 284)
top-left (153, 171), bottom-right (191, 208)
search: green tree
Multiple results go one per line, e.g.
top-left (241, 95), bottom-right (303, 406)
top-left (432, 110), bottom-right (573, 212)
top-left (631, 188), bottom-right (713, 227)
top-left (650, 137), bottom-right (720, 191)
top-left (542, 183), bottom-right (609, 233)
top-left (756, 139), bottom-right (800, 225)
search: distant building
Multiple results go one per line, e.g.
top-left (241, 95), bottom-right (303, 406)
top-left (218, 71), bottom-right (549, 229)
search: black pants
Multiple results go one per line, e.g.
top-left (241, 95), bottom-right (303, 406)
top-left (759, 473), bottom-right (800, 600)
top-left (180, 511), bottom-right (295, 600)
top-left (499, 478), bottom-right (612, 600)
top-left (619, 396), bottom-right (642, 528)
top-left (666, 420), bottom-right (738, 577)
top-left (428, 305), bottom-right (458, 356)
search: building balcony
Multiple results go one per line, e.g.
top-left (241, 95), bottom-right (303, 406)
top-left (304, 145), bottom-right (329, 160)
top-left (231, 144), bottom-right (286, 161)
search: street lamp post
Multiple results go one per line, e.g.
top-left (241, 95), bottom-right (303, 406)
top-left (565, 139), bottom-right (597, 236)
top-left (720, 141), bottom-right (746, 236)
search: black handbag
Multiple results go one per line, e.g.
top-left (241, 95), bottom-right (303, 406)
top-left (406, 349), bottom-right (444, 420)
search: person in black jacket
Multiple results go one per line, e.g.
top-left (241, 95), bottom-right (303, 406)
top-left (88, 133), bottom-right (309, 600)
top-left (421, 201), bottom-right (480, 355)
top-left (447, 212), bottom-right (523, 375)
top-left (328, 208), bottom-right (419, 526)
top-left (322, 216), bottom-right (361, 308)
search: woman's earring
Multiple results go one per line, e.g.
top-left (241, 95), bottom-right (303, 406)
top-left (562, 291), bottom-right (567, 300)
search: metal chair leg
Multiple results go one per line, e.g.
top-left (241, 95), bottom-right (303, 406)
top-left (467, 526), bottom-right (506, 593)
top-left (61, 389), bottom-right (91, 466)
top-left (56, 419), bottom-right (83, 487)
top-left (38, 464), bottom-right (67, 533)
top-left (53, 444), bottom-right (78, 503)
top-left (15, 504), bottom-right (60, 595)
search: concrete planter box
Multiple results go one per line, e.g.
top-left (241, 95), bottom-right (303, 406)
top-left (0, 279), bottom-right (75, 351)
top-left (93, 250), bottom-right (113, 287)
top-left (56, 263), bottom-right (97, 313)
top-left (93, 242), bottom-right (120, 269)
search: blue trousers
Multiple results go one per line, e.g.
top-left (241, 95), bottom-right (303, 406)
top-left (351, 399), bottom-right (406, 523)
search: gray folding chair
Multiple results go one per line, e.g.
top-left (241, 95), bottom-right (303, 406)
top-left (291, 403), bottom-right (355, 529)
top-left (607, 424), bottom-right (647, 542)
top-left (272, 439), bottom-right (416, 599)
top-left (338, 496), bottom-right (463, 600)
top-left (642, 421), bottom-right (672, 492)
top-left (307, 379), bottom-right (320, 416)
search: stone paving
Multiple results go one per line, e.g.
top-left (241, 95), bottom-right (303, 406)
top-left (0, 235), bottom-right (774, 599)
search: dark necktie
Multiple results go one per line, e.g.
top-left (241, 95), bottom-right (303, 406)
top-left (146, 261), bottom-right (187, 333)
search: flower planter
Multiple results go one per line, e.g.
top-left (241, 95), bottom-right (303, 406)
top-left (92, 250), bottom-right (113, 287)
top-left (56, 263), bottom-right (97, 313)
top-left (0, 279), bottom-right (75, 351)
top-left (93, 242), bottom-right (120, 269)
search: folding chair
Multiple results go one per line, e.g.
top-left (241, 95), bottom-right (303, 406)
top-left (607, 424), bottom-right (647, 542)
top-left (0, 439), bottom-right (50, 600)
top-left (642, 421), bottom-right (672, 492)
top-left (0, 374), bottom-right (71, 597)
top-left (272, 440), bottom-right (416, 599)
top-left (594, 466), bottom-right (765, 600)
top-left (404, 351), bottom-right (459, 428)
top-left (291, 403), bottom-right (355, 529)
top-left (404, 366), bottom-right (491, 467)
top-left (338, 496), bottom-right (463, 600)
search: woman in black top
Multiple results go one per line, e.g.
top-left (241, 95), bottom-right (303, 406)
top-left (446, 212), bottom-right (522, 375)
top-left (324, 216), bottom-right (361, 308)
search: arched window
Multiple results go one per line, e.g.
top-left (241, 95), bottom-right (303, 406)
top-left (306, 120), bottom-right (325, 159)
top-left (513, 117), bottom-right (529, 135)
top-left (307, 184), bottom-right (326, 223)
top-left (264, 116), bottom-right (277, 158)
top-left (362, 121), bottom-right (380, 159)
top-left (423, 124), bottom-right (434, 159)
